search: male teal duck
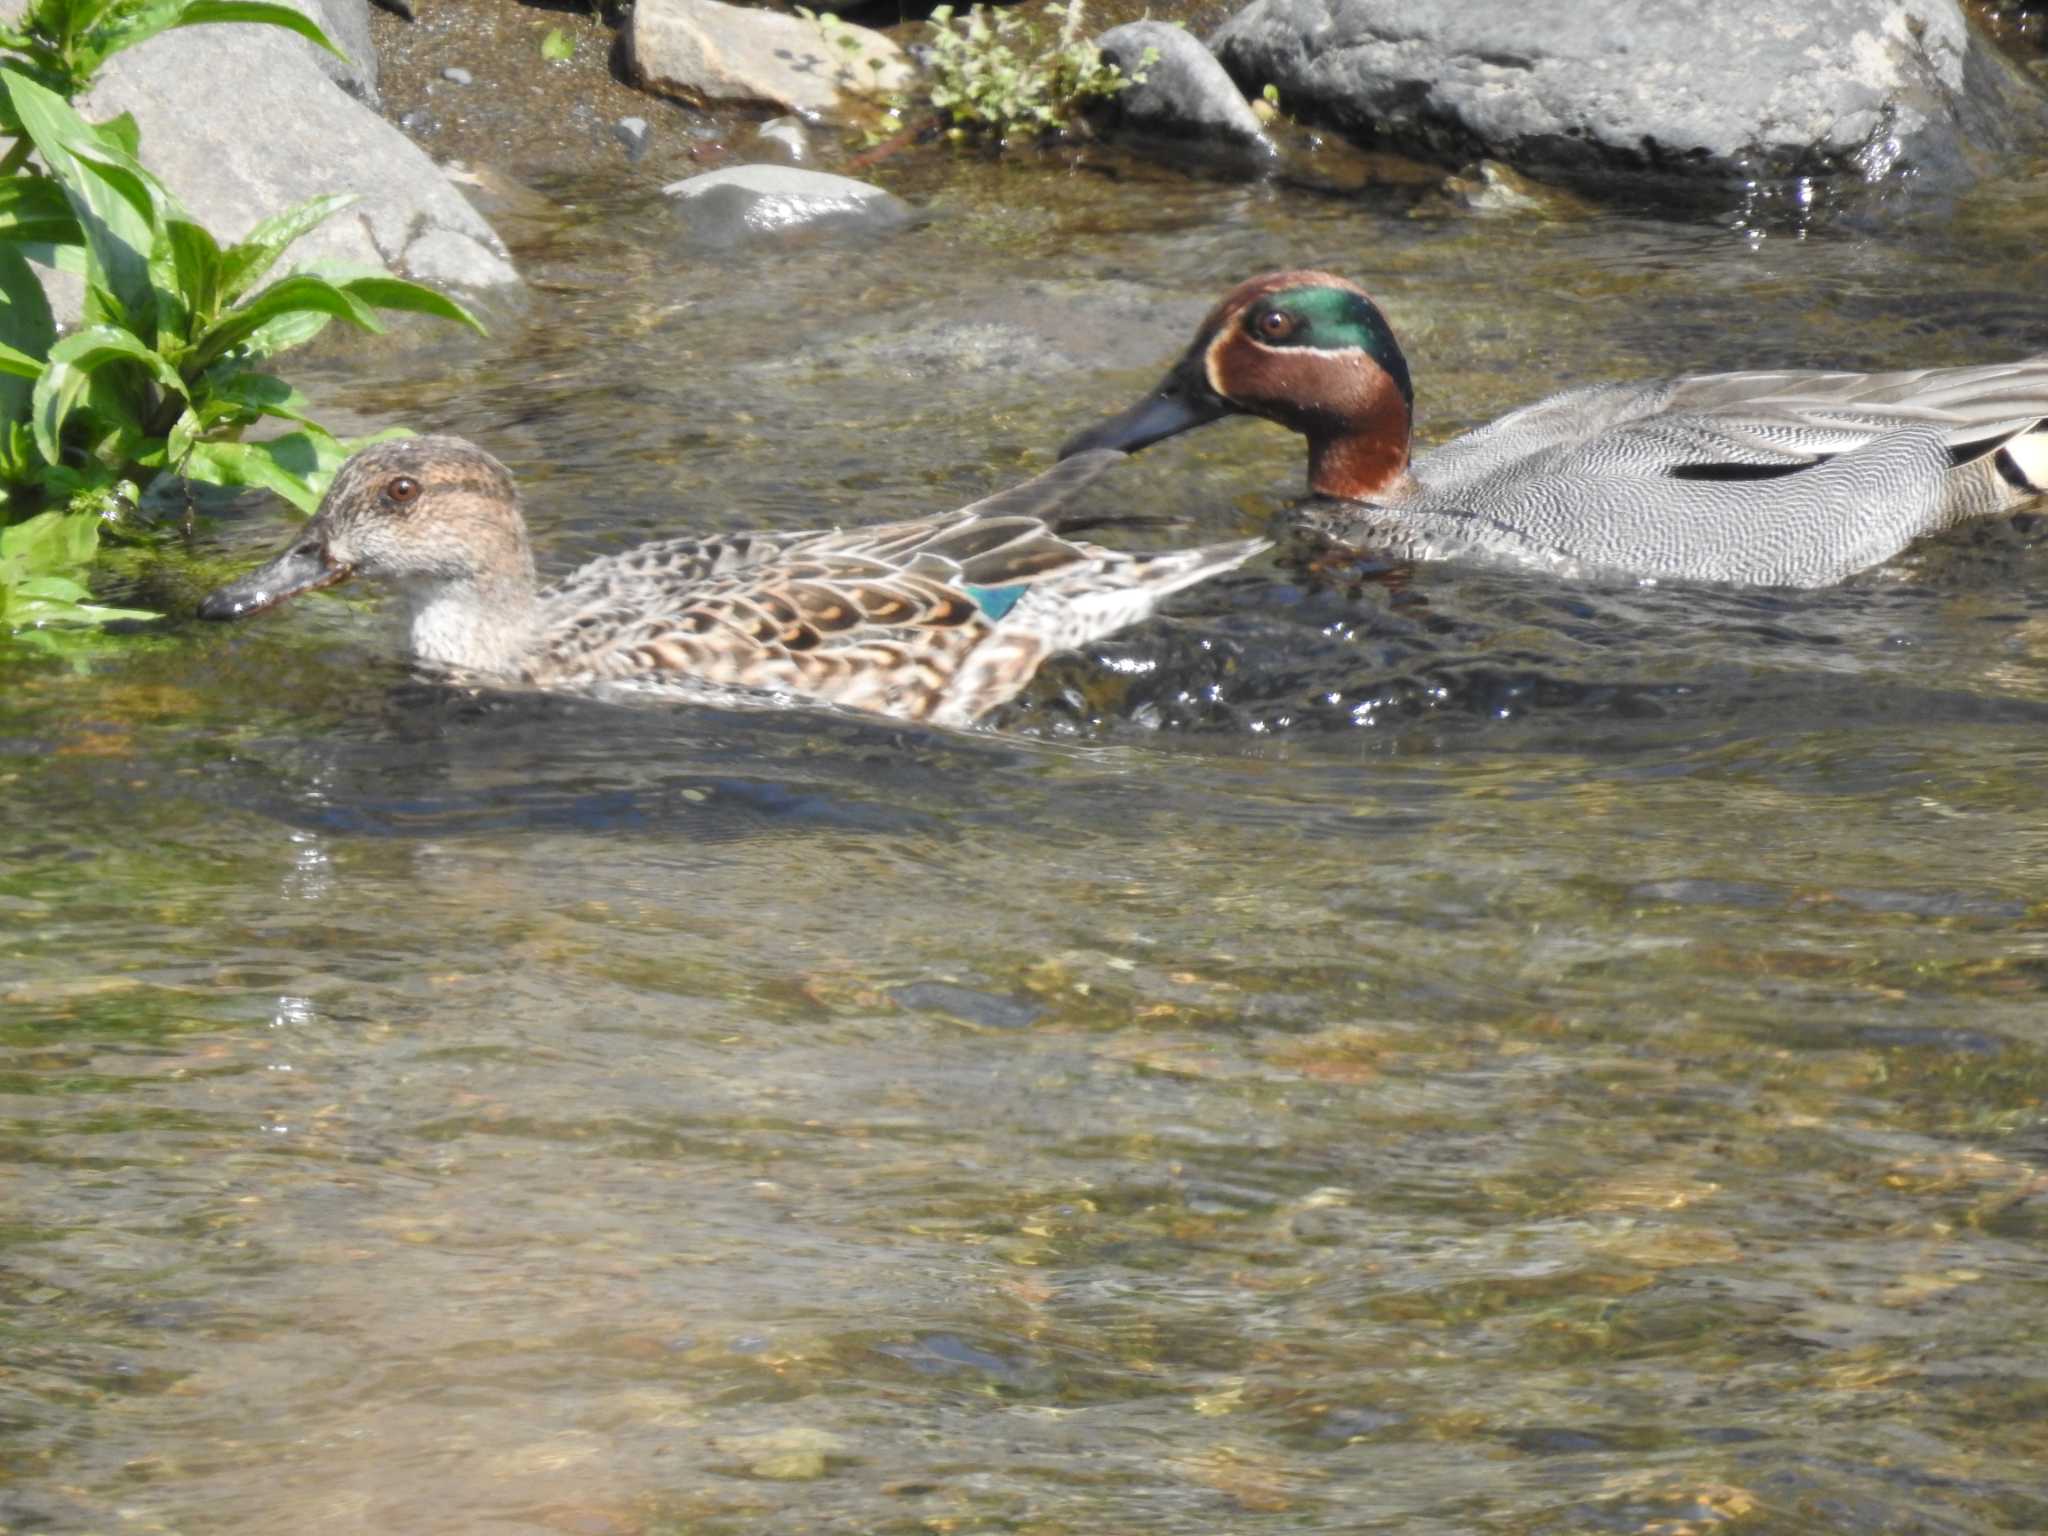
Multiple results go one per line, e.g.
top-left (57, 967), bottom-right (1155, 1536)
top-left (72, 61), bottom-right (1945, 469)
top-left (1060, 270), bottom-right (2048, 587)
top-left (198, 436), bottom-right (1267, 726)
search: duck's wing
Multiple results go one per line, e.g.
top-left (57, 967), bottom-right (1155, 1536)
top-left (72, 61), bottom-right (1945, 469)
top-left (1413, 378), bottom-right (1685, 493)
top-left (534, 451), bottom-right (1259, 722)
top-left (540, 448), bottom-right (1131, 603)
top-left (1662, 360), bottom-right (2048, 497)
top-left (1420, 359), bottom-right (2048, 505)
top-left (1401, 359), bottom-right (2048, 585)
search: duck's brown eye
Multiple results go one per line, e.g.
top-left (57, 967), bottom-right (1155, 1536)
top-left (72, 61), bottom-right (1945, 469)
top-left (1251, 307), bottom-right (1299, 343)
top-left (385, 475), bottom-right (422, 507)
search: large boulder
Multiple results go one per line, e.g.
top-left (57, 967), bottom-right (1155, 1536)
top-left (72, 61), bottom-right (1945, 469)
top-left (1096, 21), bottom-right (1269, 147)
top-left (1210, 0), bottom-right (2048, 204)
top-left (628, 0), bottom-right (911, 119)
top-left (76, 22), bottom-right (520, 310)
top-left (297, 0), bottom-right (378, 107)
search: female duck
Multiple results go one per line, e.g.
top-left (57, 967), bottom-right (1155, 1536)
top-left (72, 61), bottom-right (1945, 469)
top-left (198, 436), bottom-right (1265, 726)
top-left (1061, 270), bottom-right (2048, 587)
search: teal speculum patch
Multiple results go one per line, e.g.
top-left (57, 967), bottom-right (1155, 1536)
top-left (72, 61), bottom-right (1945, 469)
top-left (963, 582), bottom-right (1029, 621)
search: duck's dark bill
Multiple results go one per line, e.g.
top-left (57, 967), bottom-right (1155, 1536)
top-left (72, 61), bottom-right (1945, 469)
top-left (198, 539), bottom-right (353, 621)
top-left (1059, 360), bottom-right (1232, 460)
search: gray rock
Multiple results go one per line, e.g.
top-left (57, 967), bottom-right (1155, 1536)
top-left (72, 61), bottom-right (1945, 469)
top-left (661, 165), bottom-right (915, 248)
top-left (749, 116), bottom-right (812, 166)
top-left (1096, 21), bottom-right (1266, 146)
top-left (72, 24), bottom-right (520, 313)
top-left (441, 65), bottom-right (473, 85)
top-left (614, 116), bottom-right (652, 162)
top-left (628, 0), bottom-right (911, 119)
top-left (299, 0), bottom-right (379, 107)
top-left (1210, 0), bottom-right (2048, 202)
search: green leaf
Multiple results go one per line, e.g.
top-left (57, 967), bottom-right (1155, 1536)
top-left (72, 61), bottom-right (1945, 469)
top-left (336, 274), bottom-right (487, 336)
top-left (0, 336), bottom-right (45, 380)
top-left (163, 402), bottom-right (202, 464)
top-left (0, 505), bottom-right (98, 568)
top-left (0, 173), bottom-right (84, 245)
top-left (30, 323), bottom-right (189, 465)
top-left (14, 571), bottom-right (93, 601)
top-left (189, 271), bottom-right (383, 368)
top-left (2, 585), bottom-right (159, 628)
top-left (64, 0), bottom-right (348, 84)
top-left (1, 69), bottom-right (162, 327)
top-left (95, 109), bottom-right (141, 159)
top-left (178, 432), bottom-right (326, 513)
top-left (0, 243), bottom-right (53, 423)
top-left (236, 305), bottom-right (333, 359)
top-left (201, 367), bottom-right (319, 425)
top-left (215, 191), bottom-right (354, 304)
top-left (166, 370), bottom-right (328, 465)
top-left (166, 0), bottom-right (347, 60)
top-left (540, 26), bottom-right (573, 61)
top-left (15, 238), bottom-right (89, 278)
top-left (151, 216), bottom-right (222, 350)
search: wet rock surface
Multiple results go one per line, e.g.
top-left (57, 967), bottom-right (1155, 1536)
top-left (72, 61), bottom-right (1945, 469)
top-left (77, 20), bottom-right (520, 306)
top-left (1210, 0), bottom-right (2048, 207)
top-left (662, 164), bottom-right (917, 248)
top-left (298, 0), bottom-right (380, 105)
top-left (1096, 19), bottom-right (1268, 146)
top-left (627, 0), bottom-right (910, 118)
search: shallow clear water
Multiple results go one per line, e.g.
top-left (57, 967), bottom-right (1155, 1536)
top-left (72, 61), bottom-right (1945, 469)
top-left (7, 141), bottom-right (2048, 1535)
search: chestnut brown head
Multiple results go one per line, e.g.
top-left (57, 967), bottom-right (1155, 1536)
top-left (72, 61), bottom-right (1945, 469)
top-left (1061, 271), bottom-right (1417, 501)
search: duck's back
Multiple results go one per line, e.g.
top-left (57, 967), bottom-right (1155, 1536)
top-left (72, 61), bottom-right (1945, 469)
top-left (1399, 358), bottom-right (2048, 585)
top-left (529, 452), bottom-right (1265, 724)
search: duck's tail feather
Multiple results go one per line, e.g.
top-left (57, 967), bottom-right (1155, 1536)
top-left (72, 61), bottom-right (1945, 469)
top-left (951, 449), bottom-right (1127, 525)
top-left (1945, 414), bottom-right (2048, 519)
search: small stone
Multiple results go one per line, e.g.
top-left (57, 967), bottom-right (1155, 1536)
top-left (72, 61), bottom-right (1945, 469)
top-left (709, 1426), bottom-right (850, 1481)
top-left (890, 981), bottom-right (1043, 1030)
top-left (398, 108), bottom-right (433, 135)
top-left (441, 66), bottom-right (473, 85)
top-left (662, 165), bottom-right (916, 248)
top-left (614, 116), bottom-right (652, 162)
top-left (1433, 159), bottom-right (1596, 219)
top-left (750, 115), bottom-right (810, 165)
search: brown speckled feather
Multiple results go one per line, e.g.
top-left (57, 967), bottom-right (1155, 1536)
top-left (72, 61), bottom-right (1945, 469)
top-left (198, 437), bottom-right (1269, 727)
top-left (534, 455), bottom-right (1266, 724)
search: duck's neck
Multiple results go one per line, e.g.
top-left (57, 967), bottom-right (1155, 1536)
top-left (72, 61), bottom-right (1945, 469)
top-left (1304, 386), bottom-right (1415, 503)
top-left (400, 558), bottom-right (541, 677)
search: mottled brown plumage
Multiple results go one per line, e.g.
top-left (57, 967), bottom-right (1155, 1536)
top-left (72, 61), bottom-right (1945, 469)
top-left (199, 436), bottom-right (1267, 725)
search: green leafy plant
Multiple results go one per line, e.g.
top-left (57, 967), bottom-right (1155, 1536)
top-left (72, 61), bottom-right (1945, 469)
top-left (0, 0), bottom-right (344, 102)
top-left (0, 497), bottom-right (153, 640)
top-left (539, 26), bottom-right (574, 62)
top-left (887, 0), bottom-right (1145, 145)
top-left (0, 0), bottom-right (485, 636)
